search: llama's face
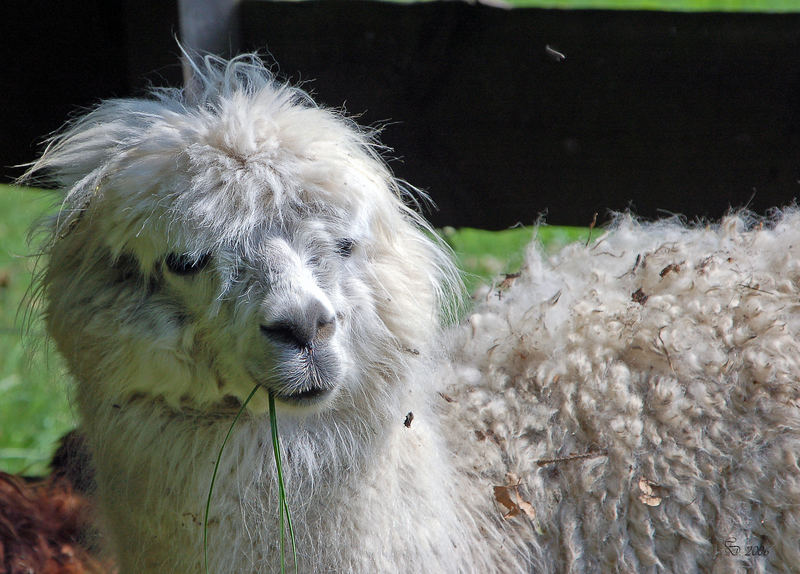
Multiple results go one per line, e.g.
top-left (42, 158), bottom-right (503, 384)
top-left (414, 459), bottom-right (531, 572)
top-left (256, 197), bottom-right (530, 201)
top-left (41, 80), bottom-right (452, 416)
top-left (146, 210), bottom-right (375, 413)
top-left (47, 179), bottom-right (412, 416)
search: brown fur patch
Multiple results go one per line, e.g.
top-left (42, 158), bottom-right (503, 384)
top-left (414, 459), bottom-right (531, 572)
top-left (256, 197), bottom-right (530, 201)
top-left (0, 472), bottom-right (111, 573)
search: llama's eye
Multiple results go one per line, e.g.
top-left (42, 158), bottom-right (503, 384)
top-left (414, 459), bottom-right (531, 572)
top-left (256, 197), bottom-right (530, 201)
top-left (335, 238), bottom-right (355, 257)
top-left (165, 253), bottom-right (212, 276)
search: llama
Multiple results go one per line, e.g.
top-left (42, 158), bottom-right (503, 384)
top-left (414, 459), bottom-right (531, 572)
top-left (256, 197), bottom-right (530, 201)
top-left (23, 53), bottom-right (800, 573)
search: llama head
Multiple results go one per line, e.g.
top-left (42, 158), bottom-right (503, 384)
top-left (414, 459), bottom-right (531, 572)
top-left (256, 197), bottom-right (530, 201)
top-left (28, 54), bottom-right (459, 416)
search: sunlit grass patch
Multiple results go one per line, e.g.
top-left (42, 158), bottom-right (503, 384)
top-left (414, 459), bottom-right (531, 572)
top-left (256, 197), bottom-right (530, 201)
top-left (0, 184), bottom-right (74, 476)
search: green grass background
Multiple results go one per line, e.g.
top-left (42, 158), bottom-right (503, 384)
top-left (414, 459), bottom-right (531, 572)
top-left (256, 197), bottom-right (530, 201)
top-left (0, 183), bottom-right (588, 475)
top-left (0, 185), bottom-right (74, 476)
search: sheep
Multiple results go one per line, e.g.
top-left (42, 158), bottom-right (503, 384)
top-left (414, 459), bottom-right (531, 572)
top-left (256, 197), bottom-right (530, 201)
top-left (22, 52), bottom-right (800, 573)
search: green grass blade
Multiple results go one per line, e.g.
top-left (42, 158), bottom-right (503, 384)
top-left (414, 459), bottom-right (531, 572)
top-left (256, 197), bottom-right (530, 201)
top-left (204, 384), bottom-right (261, 574)
top-left (269, 393), bottom-right (298, 574)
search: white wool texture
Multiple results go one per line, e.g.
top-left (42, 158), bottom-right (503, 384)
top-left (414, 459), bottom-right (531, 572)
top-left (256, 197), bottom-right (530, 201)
top-left (25, 51), bottom-right (800, 573)
top-left (442, 212), bottom-right (800, 573)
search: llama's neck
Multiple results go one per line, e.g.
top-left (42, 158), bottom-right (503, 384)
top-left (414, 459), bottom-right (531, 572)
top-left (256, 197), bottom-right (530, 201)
top-left (77, 370), bottom-right (491, 573)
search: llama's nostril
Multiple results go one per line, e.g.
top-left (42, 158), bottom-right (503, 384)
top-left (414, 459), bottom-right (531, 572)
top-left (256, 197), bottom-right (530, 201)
top-left (260, 322), bottom-right (305, 348)
top-left (315, 313), bottom-right (336, 343)
top-left (260, 305), bottom-right (336, 350)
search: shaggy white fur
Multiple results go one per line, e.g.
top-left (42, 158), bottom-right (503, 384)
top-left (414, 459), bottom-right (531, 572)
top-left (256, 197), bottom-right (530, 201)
top-left (25, 53), bottom-right (800, 573)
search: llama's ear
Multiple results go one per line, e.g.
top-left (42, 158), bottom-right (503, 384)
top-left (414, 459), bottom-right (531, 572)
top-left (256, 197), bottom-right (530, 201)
top-left (20, 122), bottom-right (107, 242)
top-left (21, 96), bottom-right (177, 195)
top-left (22, 98), bottom-right (184, 244)
top-left (50, 182), bottom-right (102, 241)
top-left (22, 125), bottom-right (116, 242)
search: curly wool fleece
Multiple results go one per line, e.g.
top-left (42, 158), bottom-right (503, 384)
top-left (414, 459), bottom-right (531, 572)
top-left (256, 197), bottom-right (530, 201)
top-left (441, 212), bottom-right (800, 572)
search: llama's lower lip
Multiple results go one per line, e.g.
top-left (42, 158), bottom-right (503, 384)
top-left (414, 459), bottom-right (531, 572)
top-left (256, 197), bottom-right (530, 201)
top-left (275, 386), bottom-right (332, 403)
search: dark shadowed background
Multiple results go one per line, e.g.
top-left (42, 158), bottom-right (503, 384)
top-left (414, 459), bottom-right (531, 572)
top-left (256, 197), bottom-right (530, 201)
top-left (4, 0), bottom-right (800, 228)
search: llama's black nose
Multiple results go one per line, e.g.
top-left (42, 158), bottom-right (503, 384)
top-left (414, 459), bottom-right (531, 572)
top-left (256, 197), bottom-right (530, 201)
top-left (260, 301), bottom-right (336, 350)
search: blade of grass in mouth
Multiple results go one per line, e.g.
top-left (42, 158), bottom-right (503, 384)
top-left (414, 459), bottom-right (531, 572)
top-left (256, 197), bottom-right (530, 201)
top-left (203, 387), bottom-right (298, 574)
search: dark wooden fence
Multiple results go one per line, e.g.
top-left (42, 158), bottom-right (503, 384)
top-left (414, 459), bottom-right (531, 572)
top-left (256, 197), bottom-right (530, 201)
top-left (5, 0), bottom-right (800, 228)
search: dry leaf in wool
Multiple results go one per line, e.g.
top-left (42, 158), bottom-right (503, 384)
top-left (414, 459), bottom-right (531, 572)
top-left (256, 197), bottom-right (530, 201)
top-left (638, 476), bottom-right (663, 507)
top-left (493, 474), bottom-right (536, 520)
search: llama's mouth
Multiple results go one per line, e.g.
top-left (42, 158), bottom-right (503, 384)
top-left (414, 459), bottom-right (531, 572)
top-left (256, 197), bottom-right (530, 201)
top-left (251, 345), bottom-right (341, 406)
top-left (274, 385), bottom-right (332, 404)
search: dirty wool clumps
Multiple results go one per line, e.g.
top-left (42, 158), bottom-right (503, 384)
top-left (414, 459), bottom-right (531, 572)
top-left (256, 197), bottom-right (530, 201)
top-left (443, 212), bottom-right (800, 572)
